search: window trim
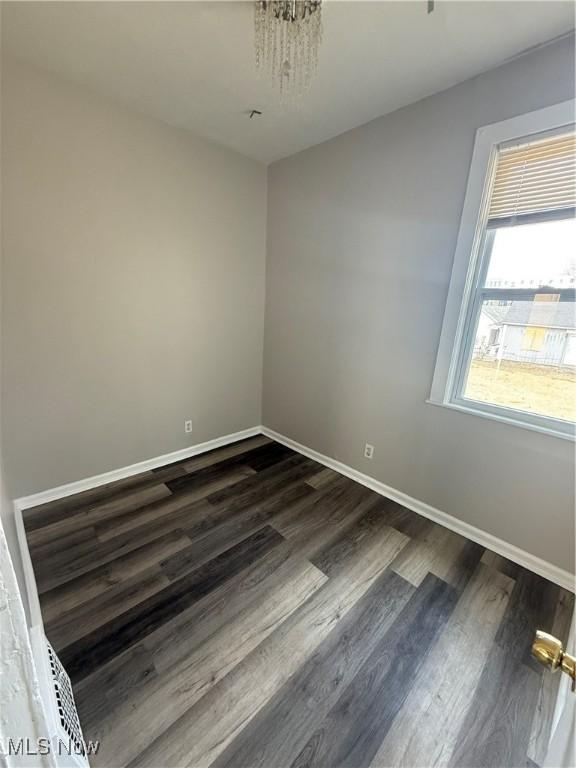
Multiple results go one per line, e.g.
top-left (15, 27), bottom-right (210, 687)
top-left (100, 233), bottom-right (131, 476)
top-left (429, 100), bottom-right (576, 441)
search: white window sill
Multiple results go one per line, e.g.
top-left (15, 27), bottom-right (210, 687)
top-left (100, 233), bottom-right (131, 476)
top-left (426, 398), bottom-right (575, 442)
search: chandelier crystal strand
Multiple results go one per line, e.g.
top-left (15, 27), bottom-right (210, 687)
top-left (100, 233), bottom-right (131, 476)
top-left (254, 1), bottom-right (322, 101)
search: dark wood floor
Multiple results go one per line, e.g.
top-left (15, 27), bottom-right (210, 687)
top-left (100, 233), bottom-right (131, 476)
top-left (23, 435), bottom-right (574, 768)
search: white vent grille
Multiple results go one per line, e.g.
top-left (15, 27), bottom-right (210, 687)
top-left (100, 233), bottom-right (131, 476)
top-left (30, 626), bottom-right (90, 768)
top-left (46, 640), bottom-right (86, 757)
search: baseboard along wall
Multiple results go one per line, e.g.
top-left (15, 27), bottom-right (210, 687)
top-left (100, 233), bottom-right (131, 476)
top-left (13, 424), bottom-right (574, 631)
top-left (14, 426), bottom-right (263, 512)
top-left (262, 427), bottom-right (575, 592)
top-left (13, 426), bottom-right (262, 628)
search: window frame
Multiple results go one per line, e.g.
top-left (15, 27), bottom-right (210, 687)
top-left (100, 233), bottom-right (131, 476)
top-left (429, 100), bottom-right (576, 441)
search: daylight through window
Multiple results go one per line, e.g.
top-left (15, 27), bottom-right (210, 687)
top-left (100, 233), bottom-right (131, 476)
top-left (455, 129), bottom-right (576, 429)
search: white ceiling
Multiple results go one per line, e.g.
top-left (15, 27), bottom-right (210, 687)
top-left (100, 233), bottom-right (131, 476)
top-left (2, 1), bottom-right (574, 163)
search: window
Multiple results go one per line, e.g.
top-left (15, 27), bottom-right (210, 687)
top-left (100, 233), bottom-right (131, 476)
top-left (429, 101), bottom-right (576, 439)
top-left (522, 327), bottom-right (546, 352)
top-left (488, 327), bottom-right (500, 346)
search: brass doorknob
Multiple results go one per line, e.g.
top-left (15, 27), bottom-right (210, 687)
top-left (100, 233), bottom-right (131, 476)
top-left (532, 630), bottom-right (576, 691)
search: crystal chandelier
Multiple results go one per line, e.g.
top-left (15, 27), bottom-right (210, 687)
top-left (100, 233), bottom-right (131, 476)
top-left (254, 1), bottom-right (323, 99)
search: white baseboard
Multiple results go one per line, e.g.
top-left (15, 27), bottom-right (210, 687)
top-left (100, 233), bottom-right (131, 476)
top-left (14, 425), bottom-right (262, 629)
top-left (14, 420), bottom-right (574, 633)
top-left (14, 426), bottom-right (262, 512)
top-left (262, 426), bottom-right (575, 592)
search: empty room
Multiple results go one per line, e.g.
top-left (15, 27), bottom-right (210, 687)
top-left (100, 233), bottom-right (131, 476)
top-left (1, 2), bottom-right (575, 767)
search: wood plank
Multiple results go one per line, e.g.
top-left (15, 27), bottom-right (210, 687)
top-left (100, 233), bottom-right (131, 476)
top-left (132, 522), bottom-right (408, 768)
top-left (164, 444), bottom-right (291, 494)
top-left (40, 529), bottom-right (191, 624)
top-left (162, 483), bottom-right (316, 581)
top-left (33, 504), bottom-right (210, 594)
top-left (174, 435), bottom-right (272, 474)
top-left (26, 483), bottom-right (173, 547)
top-left (290, 573), bottom-right (458, 768)
top-left (242, 443), bottom-right (297, 472)
top-left (495, 568), bottom-right (560, 671)
top-left (28, 526), bottom-right (97, 560)
top-left (92, 478), bottom-right (313, 594)
top-left (370, 564), bottom-right (514, 768)
top-left (448, 645), bottom-right (541, 768)
top-left (45, 566), bottom-right (171, 650)
top-left (59, 483), bottom-right (173, 525)
top-left (147, 548), bottom-right (323, 675)
top-left (119, 487), bottom-right (346, 684)
top-left (188, 434), bottom-right (272, 464)
top-left (384, 503), bottom-right (433, 538)
top-left (277, 492), bottom-right (396, 571)
top-left (75, 541), bottom-right (314, 735)
top-left (439, 539), bottom-right (485, 592)
top-left (179, 475), bottom-right (317, 549)
top-left (310, 498), bottom-right (399, 577)
top-left (88, 557), bottom-right (327, 768)
top-left (21, 439), bottom-right (568, 768)
top-left (59, 525), bottom-right (285, 682)
top-left (213, 570), bottom-right (415, 768)
top-left (272, 476), bottom-right (371, 540)
top-left (96, 467), bottom-right (255, 541)
top-left (481, 549), bottom-right (521, 580)
top-left (391, 523), bottom-right (470, 588)
top-left (23, 469), bottom-right (173, 532)
top-left (35, 466), bottom-right (318, 596)
top-left (207, 454), bottom-right (317, 508)
top-left (74, 644), bottom-right (158, 734)
top-left (305, 467), bottom-right (340, 489)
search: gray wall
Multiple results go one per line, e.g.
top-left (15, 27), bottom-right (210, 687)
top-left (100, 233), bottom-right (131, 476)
top-left (2, 40), bottom-right (574, 579)
top-left (264, 36), bottom-right (576, 573)
top-left (1, 59), bottom-right (266, 499)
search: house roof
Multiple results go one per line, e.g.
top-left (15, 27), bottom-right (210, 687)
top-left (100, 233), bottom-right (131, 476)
top-left (482, 301), bottom-right (576, 330)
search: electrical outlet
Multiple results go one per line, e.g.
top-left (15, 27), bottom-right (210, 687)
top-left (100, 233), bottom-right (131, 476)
top-left (184, 420), bottom-right (193, 434)
top-left (364, 443), bottom-right (374, 460)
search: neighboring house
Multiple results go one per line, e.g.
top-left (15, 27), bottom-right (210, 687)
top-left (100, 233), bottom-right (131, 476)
top-left (475, 300), bottom-right (576, 367)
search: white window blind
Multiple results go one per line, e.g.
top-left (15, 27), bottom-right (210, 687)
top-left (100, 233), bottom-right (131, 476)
top-left (488, 131), bottom-right (576, 223)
